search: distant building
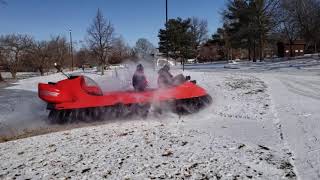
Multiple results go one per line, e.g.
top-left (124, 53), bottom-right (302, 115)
top-left (277, 40), bottom-right (306, 57)
top-left (197, 43), bottom-right (248, 62)
top-left (197, 43), bottom-right (221, 62)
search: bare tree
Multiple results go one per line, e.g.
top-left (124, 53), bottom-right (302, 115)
top-left (0, 34), bottom-right (33, 79)
top-left (134, 38), bottom-right (156, 59)
top-left (0, 0), bottom-right (7, 81)
top-left (27, 36), bottom-right (69, 75)
top-left (112, 37), bottom-right (126, 58)
top-left (288, 0), bottom-right (320, 53)
top-left (87, 9), bottom-right (115, 75)
top-left (30, 40), bottom-right (51, 76)
top-left (49, 36), bottom-right (69, 67)
top-left (75, 48), bottom-right (93, 67)
top-left (273, 0), bottom-right (320, 55)
top-left (190, 17), bottom-right (209, 46)
top-left (274, 0), bottom-right (300, 57)
top-left (110, 36), bottom-right (131, 64)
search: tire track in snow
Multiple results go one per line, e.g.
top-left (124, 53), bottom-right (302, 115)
top-left (279, 77), bottom-right (320, 100)
top-left (262, 73), bottom-right (320, 179)
top-left (258, 74), bottom-right (299, 179)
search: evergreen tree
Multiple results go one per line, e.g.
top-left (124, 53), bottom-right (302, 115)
top-left (223, 0), bottom-right (277, 61)
top-left (158, 18), bottom-right (196, 62)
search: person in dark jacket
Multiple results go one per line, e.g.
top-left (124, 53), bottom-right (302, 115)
top-left (158, 64), bottom-right (189, 88)
top-left (132, 64), bottom-right (148, 91)
top-left (157, 64), bottom-right (174, 88)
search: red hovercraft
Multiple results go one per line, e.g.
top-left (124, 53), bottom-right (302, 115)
top-left (38, 64), bottom-right (212, 123)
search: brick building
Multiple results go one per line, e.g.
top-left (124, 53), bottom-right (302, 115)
top-left (277, 40), bottom-right (306, 57)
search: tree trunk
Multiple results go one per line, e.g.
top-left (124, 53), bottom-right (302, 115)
top-left (259, 35), bottom-right (264, 61)
top-left (253, 41), bottom-right (256, 62)
top-left (11, 71), bottom-right (17, 79)
top-left (248, 41), bottom-right (251, 60)
top-left (289, 41), bottom-right (293, 57)
top-left (101, 63), bottom-right (105, 75)
top-left (315, 42), bottom-right (317, 53)
top-left (39, 67), bottom-right (44, 76)
top-left (0, 73), bottom-right (3, 82)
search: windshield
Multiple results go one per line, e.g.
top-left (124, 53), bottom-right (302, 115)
top-left (81, 76), bottom-right (103, 96)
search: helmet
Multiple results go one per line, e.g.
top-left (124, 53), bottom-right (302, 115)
top-left (136, 64), bottom-right (144, 71)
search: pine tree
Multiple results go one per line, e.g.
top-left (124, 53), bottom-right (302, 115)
top-left (158, 18), bottom-right (197, 62)
top-left (223, 0), bottom-right (277, 61)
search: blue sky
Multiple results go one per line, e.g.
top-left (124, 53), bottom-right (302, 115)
top-left (0, 0), bottom-right (226, 47)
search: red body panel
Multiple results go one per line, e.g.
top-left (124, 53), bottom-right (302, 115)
top-left (38, 76), bottom-right (208, 110)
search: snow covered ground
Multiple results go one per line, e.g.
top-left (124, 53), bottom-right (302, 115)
top-left (0, 58), bottom-right (319, 179)
top-left (260, 73), bottom-right (320, 179)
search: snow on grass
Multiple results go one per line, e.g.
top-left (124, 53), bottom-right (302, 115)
top-left (3, 58), bottom-right (320, 179)
top-left (0, 68), bottom-right (298, 179)
top-left (0, 120), bottom-right (295, 179)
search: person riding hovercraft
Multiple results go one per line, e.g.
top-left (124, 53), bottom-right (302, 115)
top-left (157, 64), bottom-right (191, 88)
top-left (132, 64), bottom-right (148, 91)
top-left (37, 63), bottom-right (211, 123)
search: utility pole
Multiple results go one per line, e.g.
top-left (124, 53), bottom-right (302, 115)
top-left (165, 0), bottom-right (169, 63)
top-left (69, 29), bottom-right (74, 71)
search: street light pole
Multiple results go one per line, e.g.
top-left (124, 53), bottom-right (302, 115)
top-left (165, 0), bottom-right (169, 63)
top-left (166, 0), bottom-right (168, 24)
top-left (69, 29), bottom-right (74, 71)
